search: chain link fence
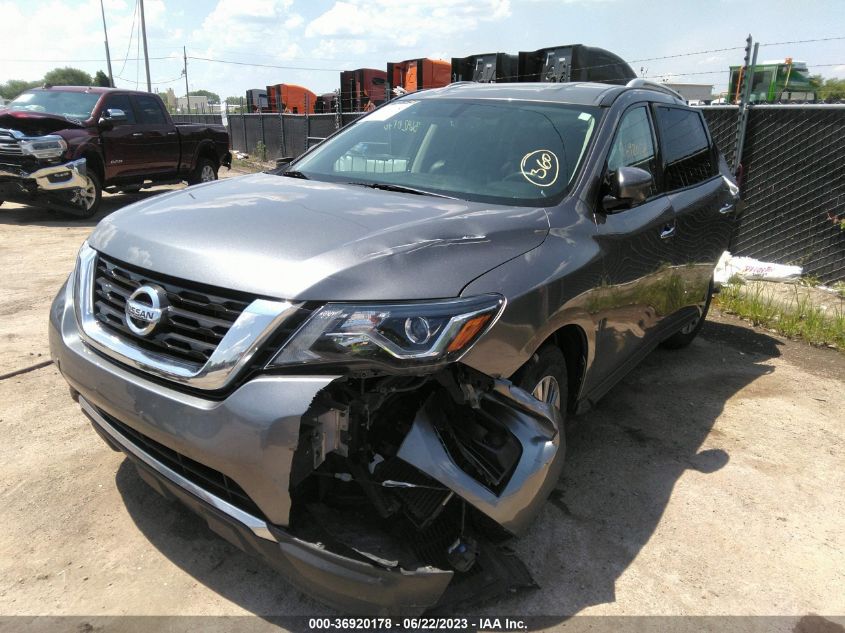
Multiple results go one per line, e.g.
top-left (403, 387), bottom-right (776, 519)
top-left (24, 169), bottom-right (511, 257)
top-left (172, 114), bottom-right (223, 124)
top-left (701, 105), bottom-right (845, 283)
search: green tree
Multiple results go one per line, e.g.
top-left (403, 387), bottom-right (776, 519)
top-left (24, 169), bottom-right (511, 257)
top-left (188, 89), bottom-right (220, 104)
top-left (43, 67), bottom-right (93, 86)
top-left (0, 78), bottom-right (41, 100)
top-left (93, 70), bottom-right (112, 87)
top-left (819, 77), bottom-right (845, 101)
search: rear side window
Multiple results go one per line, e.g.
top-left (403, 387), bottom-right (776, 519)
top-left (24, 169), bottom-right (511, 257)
top-left (654, 106), bottom-right (715, 190)
top-left (102, 95), bottom-right (136, 125)
top-left (133, 95), bottom-right (167, 125)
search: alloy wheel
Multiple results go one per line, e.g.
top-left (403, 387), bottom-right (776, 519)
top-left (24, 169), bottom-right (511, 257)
top-left (200, 164), bottom-right (216, 182)
top-left (72, 176), bottom-right (97, 211)
top-left (532, 375), bottom-right (561, 409)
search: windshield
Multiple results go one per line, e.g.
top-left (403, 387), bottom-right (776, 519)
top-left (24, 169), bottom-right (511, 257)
top-left (7, 90), bottom-right (100, 120)
top-left (292, 99), bottom-right (601, 205)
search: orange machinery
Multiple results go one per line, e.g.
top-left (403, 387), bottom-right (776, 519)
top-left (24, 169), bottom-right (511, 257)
top-left (265, 84), bottom-right (318, 114)
top-left (386, 58), bottom-right (451, 96)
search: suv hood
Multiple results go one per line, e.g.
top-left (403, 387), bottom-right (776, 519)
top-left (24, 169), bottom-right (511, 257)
top-left (0, 109), bottom-right (87, 135)
top-left (89, 173), bottom-right (550, 301)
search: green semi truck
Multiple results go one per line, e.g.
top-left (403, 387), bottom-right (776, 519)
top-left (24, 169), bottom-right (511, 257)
top-left (728, 58), bottom-right (816, 103)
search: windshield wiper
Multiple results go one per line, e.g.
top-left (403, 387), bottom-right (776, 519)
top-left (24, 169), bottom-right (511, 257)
top-left (346, 181), bottom-right (454, 198)
top-left (282, 170), bottom-right (309, 179)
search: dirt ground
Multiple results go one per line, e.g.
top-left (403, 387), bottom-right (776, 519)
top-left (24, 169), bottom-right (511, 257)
top-left (1, 183), bottom-right (844, 628)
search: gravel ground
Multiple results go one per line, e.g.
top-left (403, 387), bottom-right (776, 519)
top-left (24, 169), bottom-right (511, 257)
top-left (1, 184), bottom-right (843, 629)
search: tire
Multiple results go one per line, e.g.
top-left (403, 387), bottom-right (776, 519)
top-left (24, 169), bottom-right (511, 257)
top-left (69, 170), bottom-right (102, 219)
top-left (661, 279), bottom-right (714, 349)
top-left (514, 344), bottom-right (571, 431)
top-left (188, 157), bottom-right (218, 185)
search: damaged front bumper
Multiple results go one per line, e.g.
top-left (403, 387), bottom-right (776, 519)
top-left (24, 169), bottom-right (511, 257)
top-left (79, 398), bottom-right (454, 613)
top-left (0, 157), bottom-right (88, 192)
top-left (49, 277), bottom-right (564, 613)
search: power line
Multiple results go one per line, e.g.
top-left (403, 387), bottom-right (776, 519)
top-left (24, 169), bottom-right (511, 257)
top-left (0, 56), bottom-right (173, 63)
top-left (760, 36), bottom-right (845, 47)
top-left (187, 55), bottom-right (346, 72)
top-left (114, 73), bottom-right (183, 85)
top-left (4, 36), bottom-right (844, 67)
top-left (115, 0), bottom-right (138, 77)
top-left (626, 46), bottom-right (745, 64)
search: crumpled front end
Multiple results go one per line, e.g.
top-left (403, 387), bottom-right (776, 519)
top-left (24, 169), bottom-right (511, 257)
top-left (50, 243), bottom-right (564, 613)
top-left (0, 127), bottom-right (90, 210)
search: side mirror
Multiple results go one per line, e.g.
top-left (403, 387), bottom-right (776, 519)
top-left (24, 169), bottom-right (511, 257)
top-left (602, 166), bottom-right (653, 213)
top-left (98, 108), bottom-right (127, 130)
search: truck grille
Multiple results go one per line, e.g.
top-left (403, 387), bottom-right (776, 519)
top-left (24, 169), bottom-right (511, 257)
top-left (93, 254), bottom-right (252, 365)
top-left (0, 131), bottom-right (23, 155)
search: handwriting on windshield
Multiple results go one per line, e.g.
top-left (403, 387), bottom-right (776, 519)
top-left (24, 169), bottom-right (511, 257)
top-left (520, 149), bottom-right (559, 187)
top-left (384, 119), bottom-right (422, 133)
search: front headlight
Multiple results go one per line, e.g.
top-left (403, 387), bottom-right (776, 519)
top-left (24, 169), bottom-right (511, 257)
top-left (20, 136), bottom-right (67, 159)
top-left (268, 294), bottom-right (505, 372)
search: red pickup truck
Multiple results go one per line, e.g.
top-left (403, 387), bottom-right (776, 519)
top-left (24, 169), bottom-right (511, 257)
top-left (0, 86), bottom-right (231, 217)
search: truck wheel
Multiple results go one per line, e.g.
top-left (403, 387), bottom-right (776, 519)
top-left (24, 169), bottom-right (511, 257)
top-left (515, 345), bottom-right (570, 430)
top-left (661, 280), bottom-right (714, 350)
top-left (188, 158), bottom-right (218, 185)
top-left (70, 171), bottom-right (102, 218)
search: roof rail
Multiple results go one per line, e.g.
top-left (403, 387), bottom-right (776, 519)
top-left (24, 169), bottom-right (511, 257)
top-left (625, 79), bottom-right (684, 101)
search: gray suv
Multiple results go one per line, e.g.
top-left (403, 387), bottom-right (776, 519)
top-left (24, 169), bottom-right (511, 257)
top-left (49, 81), bottom-right (740, 613)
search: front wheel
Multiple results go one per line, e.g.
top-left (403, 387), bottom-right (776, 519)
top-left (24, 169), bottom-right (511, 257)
top-left (662, 280), bottom-right (714, 349)
top-left (515, 344), bottom-right (571, 431)
top-left (188, 157), bottom-right (218, 185)
top-left (69, 171), bottom-right (102, 218)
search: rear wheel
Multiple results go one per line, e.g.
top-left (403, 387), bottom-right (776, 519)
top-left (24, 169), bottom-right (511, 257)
top-left (188, 157), bottom-right (218, 185)
top-left (515, 344), bottom-right (570, 430)
top-left (662, 280), bottom-right (714, 349)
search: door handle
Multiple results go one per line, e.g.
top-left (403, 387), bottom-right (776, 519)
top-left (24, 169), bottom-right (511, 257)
top-left (660, 223), bottom-right (676, 239)
top-left (131, 132), bottom-right (143, 137)
top-left (166, 131), bottom-right (177, 136)
top-left (719, 203), bottom-right (736, 214)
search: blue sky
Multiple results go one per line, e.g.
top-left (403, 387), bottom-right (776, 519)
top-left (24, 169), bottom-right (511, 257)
top-left (2, 0), bottom-right (844, 100)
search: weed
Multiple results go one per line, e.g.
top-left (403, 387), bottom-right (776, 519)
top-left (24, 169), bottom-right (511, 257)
top-left (716, 282), bottom-right (845, 350)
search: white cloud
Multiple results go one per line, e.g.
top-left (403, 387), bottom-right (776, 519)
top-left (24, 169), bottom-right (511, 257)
top-left (0, 0), bottom-right (187, 90)
top-left (305, 0), bottom-right (511, 48)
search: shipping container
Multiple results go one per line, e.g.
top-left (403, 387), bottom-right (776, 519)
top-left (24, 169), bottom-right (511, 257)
top-left (265, 84), bottom-right (318, 114)
top-left (451, 53), bottom-right (519, 83)
top-left (339, 68), bottom-right (388, 112)
top-left (518, 44), bottom-right (635, 84)
top-left (386, 58), bottom-right (451, 96)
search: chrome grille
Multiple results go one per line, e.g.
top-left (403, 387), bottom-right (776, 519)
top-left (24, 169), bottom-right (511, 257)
top-left (0, 131), bottom-right (23, 155)
top-left (93, 254), bottom-right (252, 365)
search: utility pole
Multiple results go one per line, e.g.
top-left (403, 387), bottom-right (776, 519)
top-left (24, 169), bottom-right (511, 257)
top-left (139, 0), bottom-right (152, 92)
top-left (733, 34), bottom-right (758, 177)
top-left (183, 46), bottom-right (190, 113)
top-left (99, 0), bottom-right (114, 86)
